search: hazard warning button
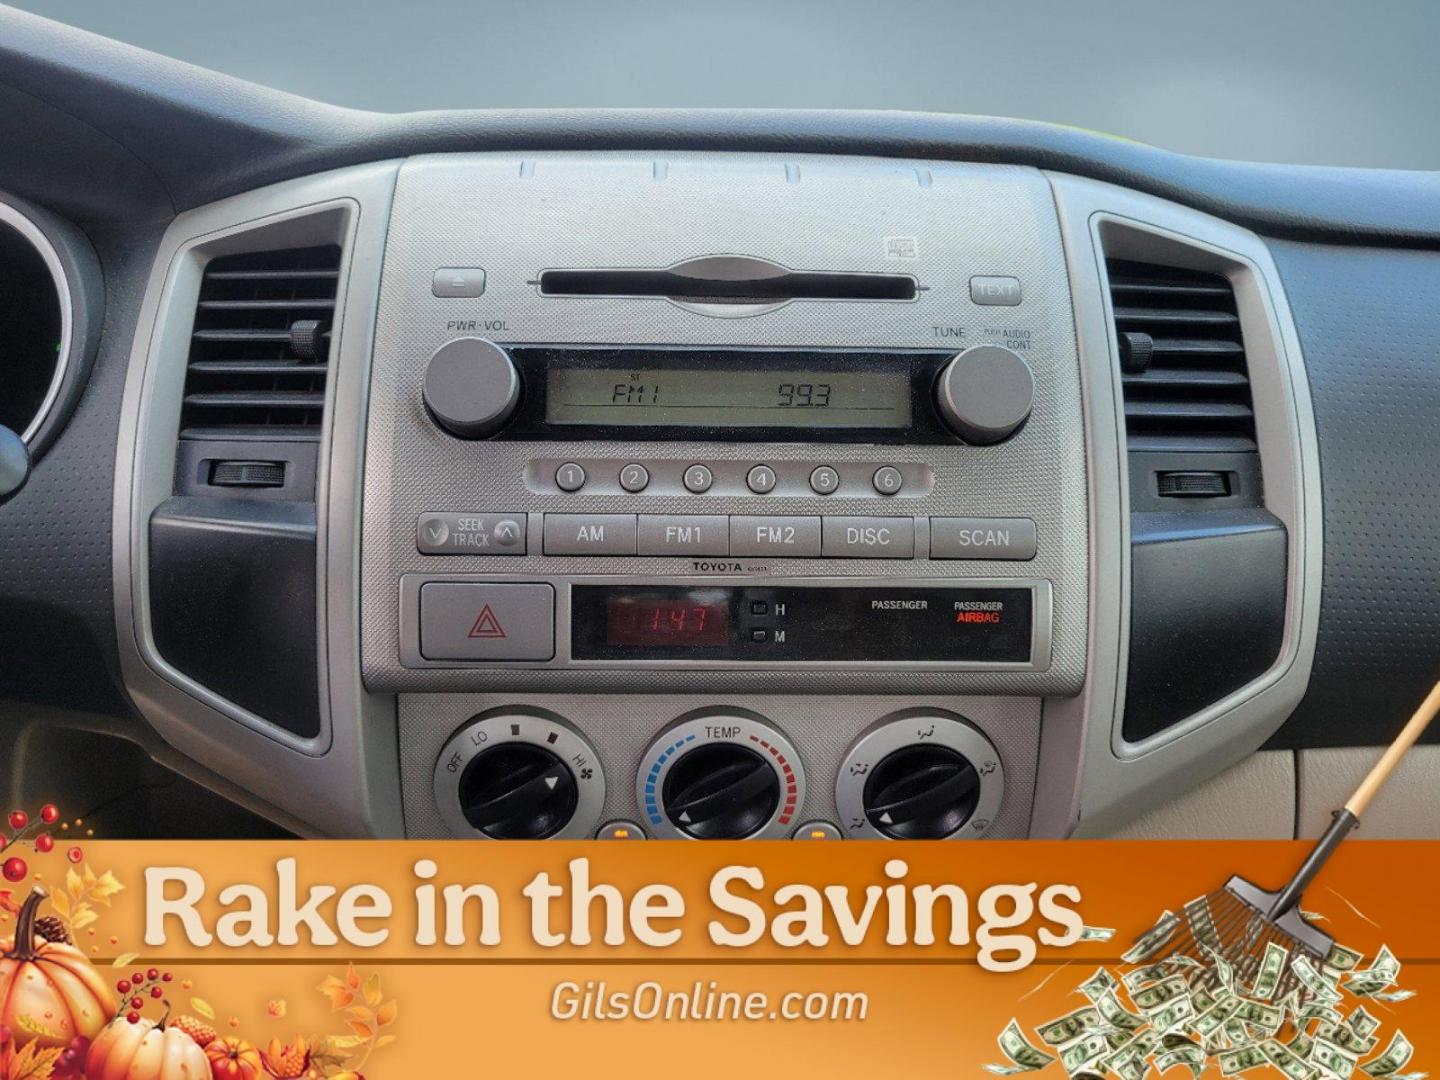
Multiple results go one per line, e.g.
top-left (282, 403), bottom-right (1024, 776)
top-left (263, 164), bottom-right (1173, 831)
top-left (419, 582), bottom-right (555, 661)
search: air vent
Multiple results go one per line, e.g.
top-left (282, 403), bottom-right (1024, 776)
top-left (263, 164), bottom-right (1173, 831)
top-left (179, 245), bottom-right (341, 438)
top-left (1108, 259), bottom-right (1255, 452)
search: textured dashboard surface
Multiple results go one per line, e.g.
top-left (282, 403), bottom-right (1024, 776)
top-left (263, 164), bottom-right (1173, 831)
top-left (360, 153), bottom-right (1088, 695)
top-left (1267, 241), bottom-right (1440, 748)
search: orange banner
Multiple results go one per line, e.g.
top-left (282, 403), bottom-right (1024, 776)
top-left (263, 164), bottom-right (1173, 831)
top-left (0, 839), bottom-right (1433, 1078)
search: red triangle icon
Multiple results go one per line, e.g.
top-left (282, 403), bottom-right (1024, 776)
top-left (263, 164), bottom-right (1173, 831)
top-left (468, 604), bottom-right (506, 639)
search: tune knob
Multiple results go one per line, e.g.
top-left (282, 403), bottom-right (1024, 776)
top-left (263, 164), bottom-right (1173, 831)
top-left (836, 711), bottom-right (1004, 840)
top-left (934, 344), bottom-right (1034, 444)
top-left (423, 337), bottom-right (520, 438)
top-left (434, 710), bottom-right (604, 839)
top-left (638, 711), bottom-right (805, 840)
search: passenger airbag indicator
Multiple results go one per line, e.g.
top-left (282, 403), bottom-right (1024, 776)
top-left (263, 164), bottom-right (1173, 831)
top-left (572, 585), bottom-right (1033, 662)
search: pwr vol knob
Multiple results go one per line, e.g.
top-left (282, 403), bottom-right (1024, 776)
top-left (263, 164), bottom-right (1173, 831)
top-left (434, 710), bottom-right (604, 839)
top-left (423, 337), bottom-right (520, 438)
top-left (638, 711), bottom-right (805, 839)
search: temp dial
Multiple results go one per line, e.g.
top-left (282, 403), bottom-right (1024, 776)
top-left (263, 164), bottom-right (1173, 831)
top-left (433, 710), bottom-right (604, 839)
top-left (423, 337), bottom-right (520, 438)
top-left (934, 344), bottom-right (1034, 444)
top-left (638, 711), bottom-right (805, 840)
top-left (835, 711), bottom-right (1004, 840)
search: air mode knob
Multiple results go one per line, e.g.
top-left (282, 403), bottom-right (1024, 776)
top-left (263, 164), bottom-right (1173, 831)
top-left (836, 711), bottom-right (1004, 840)
top-left (638, 711), bottom-right (806, 840)
top-left (934, 344), bottom-right (1034, 444)
top-left (433, 710), bottom-right (604, 840)
top-left (423, 337), bottom-right (520, 438)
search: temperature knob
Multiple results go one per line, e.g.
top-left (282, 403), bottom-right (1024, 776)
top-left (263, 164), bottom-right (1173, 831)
top-left (835, 711), bottom-right (1004, 840)
top-left (934, 344), bottom-right (1034, 444)
top-left (638, 711), bottom-right (805, 839)
top-left (423, 337), bottom-right (520, 438)
top-left (433, 710), bottom-right (604, 839)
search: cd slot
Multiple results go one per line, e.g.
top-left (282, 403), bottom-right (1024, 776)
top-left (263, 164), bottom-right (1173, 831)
top-left (538, 260), bottom-right (916, 304)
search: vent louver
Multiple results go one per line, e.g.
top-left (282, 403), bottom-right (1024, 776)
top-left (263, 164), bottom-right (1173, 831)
top-left (179, 245), bottom-right (341, 438)
top-left (1108, 259), bottom-right (1255, 452)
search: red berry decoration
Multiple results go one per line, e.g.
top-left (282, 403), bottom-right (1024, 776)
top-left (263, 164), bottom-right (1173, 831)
top-left (66, 845), bottom-right (83, 863)
top-left (132, 972), bottom-right (144, 986)
top-left (35, 833), bottom-right (54, 853)
top-left (116, 979), bottom-right (131, 994)
top-left (40, 804), bottom-right (59, 824)
top-left (130, 996), bottom-right (143, 1010)
top-left (150, 986), bottom-right (163, 999)
top-left (8, 811), bottom-right (27, 830)
top-left (162, 972), bottom-right (173, 982)
top-left (147, 967), bottom-right (159, 981)
top-left (2, 856), bottom-right (26, 882)
top-left (126, 1011), bottom-right (140, 1024)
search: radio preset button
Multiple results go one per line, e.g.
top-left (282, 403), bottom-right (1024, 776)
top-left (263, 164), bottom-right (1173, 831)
top-left (619, 463), bottom-right (650, 493)
top-left (746, 464), bottom-right (778, 494)
top-left (809, 465), bottom-right (840, 495)
top-left (730, 516), bottom-right (821, 557)
top-left (417, 512), bottom-right (526, 555)
top-left (872, 466), bottom-right (904, 495)
top-left (555, 462), bottom-right (587, 492)
top-left (821, 516), bottom-right (915, 558)
top-left (682, 464), bottom-right (714, 493)
top-left (543, 514), bottom-right (638, 555)
top-left (929, 517), bottom-right (1037, 560)
top-left (418, 582), bottom-right (554, 661)
top-left (637, 515), bottom-right (729, 556)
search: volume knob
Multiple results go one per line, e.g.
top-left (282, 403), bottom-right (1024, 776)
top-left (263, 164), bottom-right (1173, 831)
top-left (423, 337), bottom-right (520, 438)
top-left (934, 345), bottom-right (1034, 444)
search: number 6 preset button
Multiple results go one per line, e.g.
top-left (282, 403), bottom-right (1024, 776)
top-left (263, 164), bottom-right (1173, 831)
top-left (729, 516), bottom-right (821, 557)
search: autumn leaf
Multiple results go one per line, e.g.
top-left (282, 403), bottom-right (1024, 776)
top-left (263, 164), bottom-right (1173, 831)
top-left (317, 975), bottom-right (354, 1011)
top-left (47, 891), bottom-right (68, 919)
top-left (346, 1020), bottom-right (373, 1041)
top-left (15, 1014), bottom-right (64, 1040)
top-left (345, 962), bottom-right (360, 990)
top-left (324, 1035), bottom-right (366, 1052)
top-left (111, 952), bottom-right (139, 968)
top-left (71, 907), bottom-right (98, 932)
top-left (375, 1000), bottom-right (397, 1027)
top-left (65, 868), bottom-right (83, 902)
top-left (361, 971), bottom-right (382, 1007)
top-left (82, 864), bottom-right (97, 889)
top-left (345, 1006), bottom-right (373, 1024)
top-left (191, 998), bottom-right (216, 1020)
top-left (6, 1041), bottom-right (63, 1080)
top-left (90, 870), bottom-right (124, 905)
top-left (374, 1034), bottom-right (398, 1050)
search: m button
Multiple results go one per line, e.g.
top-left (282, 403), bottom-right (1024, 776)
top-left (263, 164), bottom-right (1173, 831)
top-left (419, 582), bottom-right (554, 660)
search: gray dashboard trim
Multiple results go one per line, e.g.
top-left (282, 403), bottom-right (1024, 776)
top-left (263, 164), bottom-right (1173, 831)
top-left (1045, 174), bottom-right (1323, 837)
top-left (112, 161), bottom-right (404, 836)
top-left (3, 9), bottom-right (1440, 245)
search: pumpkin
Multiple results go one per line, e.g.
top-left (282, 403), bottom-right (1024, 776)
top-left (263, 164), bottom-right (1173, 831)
top-left (0, 888), bottom-right (115, 1048)
top-left (206, 1036), bottom-right (264, 1080)
top-left (86, 1015), bottom-right (210, 1080)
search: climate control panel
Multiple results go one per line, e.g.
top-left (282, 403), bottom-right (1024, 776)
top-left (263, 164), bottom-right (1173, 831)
top-left (427, 704), bottom-right (1011, 840)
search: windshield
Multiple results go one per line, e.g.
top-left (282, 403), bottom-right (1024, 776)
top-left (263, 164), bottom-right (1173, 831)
top-left (11, 0), bottom-right (1440, 169)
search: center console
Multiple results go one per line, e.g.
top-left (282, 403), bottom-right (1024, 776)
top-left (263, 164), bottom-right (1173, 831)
top-left (113, 150), bottom-right (1321, 841)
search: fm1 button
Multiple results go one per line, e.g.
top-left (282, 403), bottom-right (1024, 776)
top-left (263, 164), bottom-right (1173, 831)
top-left (555, 462), bottom-right (586, 492)
top-left (809, 465), bottom-right (840, 495)
top-left (747, 464), bottom-right (777, 494)
top-left (418, 582), bottom-right (555, 660)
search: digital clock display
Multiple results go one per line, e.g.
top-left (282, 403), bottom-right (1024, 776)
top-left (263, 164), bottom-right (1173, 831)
top-left (546, 367), bottom-right (912, 428)
top-left (605, 594), bottom-right (730, 647)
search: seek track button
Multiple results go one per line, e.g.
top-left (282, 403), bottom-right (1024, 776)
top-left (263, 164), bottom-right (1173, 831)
top-left (417, 512), bottom-right (526, 555)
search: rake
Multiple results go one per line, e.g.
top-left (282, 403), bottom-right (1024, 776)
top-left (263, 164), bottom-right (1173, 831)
top-left (1132, 679), bottom-right (1440, 1004)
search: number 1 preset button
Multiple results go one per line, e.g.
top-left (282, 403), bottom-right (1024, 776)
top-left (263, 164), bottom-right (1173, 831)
top-left (730, 515), bottom-right (822, 557)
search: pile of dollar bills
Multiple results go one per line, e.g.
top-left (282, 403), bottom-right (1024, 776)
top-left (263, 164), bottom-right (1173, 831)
top-left (987, 909), bottom-right (1420, 1079)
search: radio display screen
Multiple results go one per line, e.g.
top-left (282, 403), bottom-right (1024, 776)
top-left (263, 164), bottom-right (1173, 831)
top-left (545, 367), bottom-right (913, 428)
top-left (605, 593), bottom-right (730, 647)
